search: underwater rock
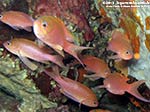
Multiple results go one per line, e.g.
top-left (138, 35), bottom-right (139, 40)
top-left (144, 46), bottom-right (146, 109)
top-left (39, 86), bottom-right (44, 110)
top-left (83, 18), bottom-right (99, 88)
top-left (0, 92), bottom-right (19, 112)
top-left (0, 49), bottom-right (57, 112)
top-left (0, 0), bottom-right (29, 13)
top-left (128, 2), bottom-right (150, 89)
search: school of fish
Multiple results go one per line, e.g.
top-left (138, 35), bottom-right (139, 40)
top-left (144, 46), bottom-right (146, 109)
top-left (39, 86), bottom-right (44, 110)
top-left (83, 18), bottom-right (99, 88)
top-left (1, 10), bottom-right (150, 110)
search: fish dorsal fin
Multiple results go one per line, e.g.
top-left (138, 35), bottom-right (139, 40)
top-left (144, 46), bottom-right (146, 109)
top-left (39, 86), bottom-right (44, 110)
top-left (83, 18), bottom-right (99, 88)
top-left (112, 30), bottom-right (121, 39)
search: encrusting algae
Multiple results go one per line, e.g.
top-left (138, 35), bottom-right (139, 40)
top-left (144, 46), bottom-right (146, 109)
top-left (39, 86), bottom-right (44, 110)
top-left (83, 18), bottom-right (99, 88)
top-left (0, 49), bottom-right (57, 112)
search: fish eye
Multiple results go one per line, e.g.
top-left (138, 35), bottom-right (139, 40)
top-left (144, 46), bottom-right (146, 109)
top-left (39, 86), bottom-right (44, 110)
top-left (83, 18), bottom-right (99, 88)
top-left (125, 51), bottom-right (129, 55)
top-left (42, 21), bottom-right (47, 28)
top-left (6, 41), bottom-right (11, 46)
top-left (93, 101), bottom-right (97, 105)
top-left (0, 15), bottom-right (3, 19)
top-left (94, 101), bottom-right (98, 105)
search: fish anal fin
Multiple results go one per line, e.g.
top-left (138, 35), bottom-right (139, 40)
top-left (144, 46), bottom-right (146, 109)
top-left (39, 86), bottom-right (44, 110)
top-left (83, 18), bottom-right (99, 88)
top-left (49, 55), bottom-right (65, 68)
top-left (18, 55), bottom-right (38, 71)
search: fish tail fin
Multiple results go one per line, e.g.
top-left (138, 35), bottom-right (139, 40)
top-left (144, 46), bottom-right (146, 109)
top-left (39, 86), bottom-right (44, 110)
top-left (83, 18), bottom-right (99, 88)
top-left (48, 54), bottom-right (65, 68)
top-left (64, 42), bottom-right (93, 65)
top-left (44, 66), bottom-right (61, 82)
top-left (127, 80), bottom-right (150, 102)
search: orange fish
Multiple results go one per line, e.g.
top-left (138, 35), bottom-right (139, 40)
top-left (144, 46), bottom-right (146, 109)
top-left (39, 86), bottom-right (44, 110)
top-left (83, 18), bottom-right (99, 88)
top-left (3, 38), bottom-right (64, 70)
top-left (119, 16), bottom-right (141, 60)
top-left (90, 109), bottom-right (111, 112)
top-left (0, 11), bottom-right (34, 32)
top-left (33, 16), bottom-right (91, 65)
top-left (44, 66), bottom-right (98, 107)
top-left (95, 73), bottom-right (150, 102)
top-left (81, 55), bottom-right (110, 80)
top-left (107, 30), bottom-right (133, 60)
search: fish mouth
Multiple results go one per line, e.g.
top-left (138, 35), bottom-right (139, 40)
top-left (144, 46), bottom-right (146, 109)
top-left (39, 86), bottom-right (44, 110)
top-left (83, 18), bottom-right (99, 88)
top-left (3, 41), bottom-right (9, 48)
top-left (3, 42), bottom-right (6, 48)
top-left (123, 55), bottom-right (134, 60)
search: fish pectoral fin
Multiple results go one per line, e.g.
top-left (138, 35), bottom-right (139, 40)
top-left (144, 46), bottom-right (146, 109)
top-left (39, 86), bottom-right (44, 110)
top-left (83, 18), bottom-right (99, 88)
top-left (60, 89), bottom-right (79, 103)
top-left (79, 99), bottom-right (86, 108)
top-left (40, 61), bottom-right (50, 64)
top-left (84, 74), bottom-right (100, 81)
top-left (54, 44), bottom-right (63, 51)
top-left (18, 55), bottom-right (38, 71)
top-left (65, 28), bottom-right (75, 43)
top-left (92, 85), bottom-right (106, 90)
top-left (55, 49), bottom-right (65, 57)
top-left (108, 55), bottom-right (121, 61)
top-left (10, 25), bottom-right (32, 32)
top-left (11, 26), bottom-right (20, 31)
top-left (36, 39), bottom-right (45, 48)
top-left (24, 26), bottom-right (32, 32)
top-left (35, 39), bottom-right (54, 54)
top-left (50, 44), bottom-right (65, 57)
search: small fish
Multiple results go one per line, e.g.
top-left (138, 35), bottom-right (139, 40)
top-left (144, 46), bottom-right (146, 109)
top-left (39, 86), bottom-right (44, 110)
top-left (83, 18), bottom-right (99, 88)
top-left (90, 109), bottom-right (111, 112)
top-left (44, 66), bottom-right (98, 107)
top-left (3, 38), bottom-right (64, 70)
top-left (33, 16), bottom-right (92, 65)
top-left (95, 73), bottom-right (150, 103)
top-left (81, 55), bottom-right (110, 80)
top-left (0, 11), bottom-right (34, 32)
top-left (107, 30), bottom-right (133, 60)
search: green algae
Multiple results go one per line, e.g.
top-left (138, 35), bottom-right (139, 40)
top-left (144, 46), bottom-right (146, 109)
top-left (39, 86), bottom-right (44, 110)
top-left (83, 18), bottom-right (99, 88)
top-left (0, 49), bottom-right (57, 112)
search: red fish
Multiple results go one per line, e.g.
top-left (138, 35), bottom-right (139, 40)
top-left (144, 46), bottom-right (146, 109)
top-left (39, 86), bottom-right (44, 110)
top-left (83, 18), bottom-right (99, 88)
top-left (81, 55), bottom-right (110, 80)
top-left (107, 30), bottom-right (133, 60)
top-left (44, 66), bottom-right (98, 107)
top-left (0, 11), bottom-right (34, 32)
top-left (95, 73), bottom-right (150, 102)
top-left (33, 16), bottom-right (92, 65)
top-left (3, 38), bottom-right (64, 70)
